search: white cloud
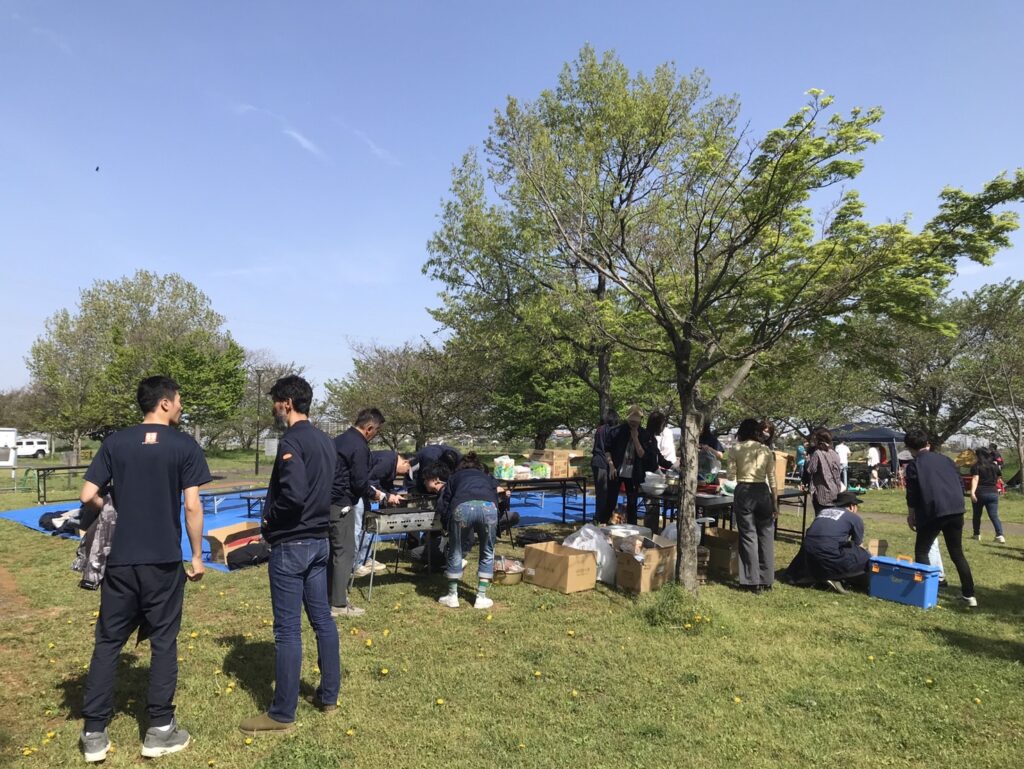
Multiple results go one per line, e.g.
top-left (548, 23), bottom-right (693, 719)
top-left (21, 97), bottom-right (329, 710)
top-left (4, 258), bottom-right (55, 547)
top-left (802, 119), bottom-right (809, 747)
top-left (334, 118), bottom-right (400, 166)
top-left (282, 128), bottom-right (326, 159)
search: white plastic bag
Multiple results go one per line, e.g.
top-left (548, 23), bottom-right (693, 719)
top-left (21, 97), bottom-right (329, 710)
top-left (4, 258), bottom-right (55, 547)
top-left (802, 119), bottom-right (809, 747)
top-left (563, 524), bottom-right (617, 584)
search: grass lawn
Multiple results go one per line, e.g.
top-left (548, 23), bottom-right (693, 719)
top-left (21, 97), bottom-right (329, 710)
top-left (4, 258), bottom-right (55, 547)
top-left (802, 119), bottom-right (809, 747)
top-left (1, 490), bottom-right (1022, 768)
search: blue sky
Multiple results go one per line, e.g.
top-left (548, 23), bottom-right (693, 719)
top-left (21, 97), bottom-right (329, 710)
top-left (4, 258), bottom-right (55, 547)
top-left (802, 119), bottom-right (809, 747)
top-left (2, 1), bottom-right (1022, 392)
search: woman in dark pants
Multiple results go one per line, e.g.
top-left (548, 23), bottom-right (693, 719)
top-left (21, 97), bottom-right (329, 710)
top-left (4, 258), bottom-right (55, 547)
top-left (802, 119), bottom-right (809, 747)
top-left (805, 428), bottom-right (842, 515)
top-left (606, 406), bottom-right (652, 525)
top-left (728, 418), bottom-right (778, 592)
top-left (591, 411), bottom-right (618, 525)
top-left (970, 446), bottom-right (1006, 543)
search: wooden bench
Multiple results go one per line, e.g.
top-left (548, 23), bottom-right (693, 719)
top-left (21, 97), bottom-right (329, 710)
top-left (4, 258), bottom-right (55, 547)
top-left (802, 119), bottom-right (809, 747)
top-left (204, 522), bottom-right (263, 565)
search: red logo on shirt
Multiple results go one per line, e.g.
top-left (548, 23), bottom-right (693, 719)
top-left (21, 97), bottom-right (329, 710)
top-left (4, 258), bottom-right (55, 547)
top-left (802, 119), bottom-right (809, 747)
top-left (144, 432), bottom-right (159, 445)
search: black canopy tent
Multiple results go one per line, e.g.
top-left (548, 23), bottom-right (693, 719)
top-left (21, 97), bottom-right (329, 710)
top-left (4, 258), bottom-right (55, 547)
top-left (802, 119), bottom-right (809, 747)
top-left (827, 423), bottom-right (903, 471)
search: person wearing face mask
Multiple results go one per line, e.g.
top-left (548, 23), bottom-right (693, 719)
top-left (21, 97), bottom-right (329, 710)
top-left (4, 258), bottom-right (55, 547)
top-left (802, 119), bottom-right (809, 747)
top-left (606, 405), bottom-right (651, 525)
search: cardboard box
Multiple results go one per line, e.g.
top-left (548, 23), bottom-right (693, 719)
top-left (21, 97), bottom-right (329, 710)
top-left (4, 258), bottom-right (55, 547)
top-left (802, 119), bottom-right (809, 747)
top-left (703, 526), bottom-right (740, 579)
top-left (773, 450), bottom-right (789, 496)
top-left (615, 534), bottom-right (677, 594)
top-left (204, 522), bottom-right (263, 566)
top-left (867, 539), bottom-right (888, 557)
top-left (523, 541), bottom-right (597, 593)
top-left (525, 450), bottom-right (579, 478)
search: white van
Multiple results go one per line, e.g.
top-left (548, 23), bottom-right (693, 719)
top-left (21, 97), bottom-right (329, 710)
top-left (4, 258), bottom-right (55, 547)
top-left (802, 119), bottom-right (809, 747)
top-left (16, 437), bottom-right (50, 458)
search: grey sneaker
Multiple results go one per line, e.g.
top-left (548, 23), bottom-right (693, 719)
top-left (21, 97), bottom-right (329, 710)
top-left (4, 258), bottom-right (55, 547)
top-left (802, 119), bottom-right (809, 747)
top-left (141, 718), bottom-right (191, 757)
top-left (80, 729), bottom-right (110, 763)
top-left (825, 579), bottom-right (848, 595)
top-left (331, 604), bottom-right (366, 618)
top-left (960, 595), bottom-right (978, 608)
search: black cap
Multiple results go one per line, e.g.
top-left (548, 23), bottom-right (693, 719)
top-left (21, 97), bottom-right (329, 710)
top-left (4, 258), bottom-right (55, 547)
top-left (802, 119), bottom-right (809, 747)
top-left (835, 490), bottom-right (864, 507)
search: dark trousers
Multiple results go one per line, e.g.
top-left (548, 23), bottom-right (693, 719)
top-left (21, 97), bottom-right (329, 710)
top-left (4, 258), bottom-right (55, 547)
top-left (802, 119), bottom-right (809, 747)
top-left (328, 503), bottom-right (356, 607)
top-left (82, 563), bottom-right (185, 732)
top-left (915, 514), bottom-right (974, 598)
top-left (592, 465), bottom-right (609, 524)
top-left (734, 482), bottom-right (775, 587)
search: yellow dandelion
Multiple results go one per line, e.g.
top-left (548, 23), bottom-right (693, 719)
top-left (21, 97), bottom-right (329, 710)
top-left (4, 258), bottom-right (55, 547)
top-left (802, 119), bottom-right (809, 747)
top-left (476, 652), bottom-right (484, 658)
top-left (382, 628), bottom-right (391, 637)
top-left (214, 670), bottom-right (222, 675)
top-left (566, 629), bottom-right (575, 637)
top-left (349, 628), bottom-right (359, 636)
top-left (219, 591), bottom-right (225, 597)
top-left (22, 748), bottom-right (33, 756)
top-left (485, 614), bottom-right (493, 621)
top-left (571, 689), bottom-right (579, 698)
top-left (684, 623), bottom-right (692, 630)
top-left (345, 728), bottom-right (355, 736)
top-left (973, 697), bottom-right (982, 705)
top-left (91, 610), bottom-right (99, 618)
top-left (42, 738), bottom-right (50, 745)
top-left (925, 678), bottom-right (935, 686)
top-left (46, 732), bottom-right (55, 739)
top-left (365, 638), bottom-right (373, 648)
top-left (67, 619), bottom-right (73, 624)
top-left (518, 743), bottom-right (526, 750)
top-left (177, 657), bottom-right (185, 663)
top-left (44, 710), bottom-right (53, 716)
top-left (733, 696), bottom-right (742, 704)
top-left (380, 667), bottom-right (389, 676)
top-left (47, 642), bottom-right (55, 649)
top-left (435, 698), bottom-right (445, 705)
top-left (208, 760), bottom-right (216, 766)
top-left (867, 655), bottom-right (875, 662)
top-left (533, 670), bottom-right (542, 678)
top-left (190, 631), bottom-right (199, 638)
top-left (393, 602), bottom-right (401, 610)
top-left (244, 737), bottom-right (253, 745)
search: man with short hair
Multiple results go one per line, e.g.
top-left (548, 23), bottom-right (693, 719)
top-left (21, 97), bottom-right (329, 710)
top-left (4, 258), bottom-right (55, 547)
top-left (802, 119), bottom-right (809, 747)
top-left (835, 440), bottom-right (851, 488)
top-left (904, 427), bottom-right (977, 607)
top-left (240, 375), bottom-right (341, 734)
top-left (329, 408), bottom-right (401, 616)
top-left (77, 376), bottom-right (212, 762)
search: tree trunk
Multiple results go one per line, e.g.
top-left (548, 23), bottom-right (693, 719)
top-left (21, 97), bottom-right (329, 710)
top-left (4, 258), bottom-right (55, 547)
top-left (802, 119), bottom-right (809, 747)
top-left (533, 433), bottom-right (549, 450)
top-left (570, 434), bottom-right (582, 449)
top-left (673, 400), bottom-right (701, 592)
top-left (73, 429), bottom-right (81, 466)
top-left (597, 344), bottom-right (612, 421)
top-left (1016, 436), bottom-right (1024, 494)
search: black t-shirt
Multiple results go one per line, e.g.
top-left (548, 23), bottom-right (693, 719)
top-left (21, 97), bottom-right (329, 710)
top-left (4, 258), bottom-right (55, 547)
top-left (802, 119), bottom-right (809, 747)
top-left (85, 423), bottom-right (212, 565)
top-left (970, 462), bottom-right (1001, 494)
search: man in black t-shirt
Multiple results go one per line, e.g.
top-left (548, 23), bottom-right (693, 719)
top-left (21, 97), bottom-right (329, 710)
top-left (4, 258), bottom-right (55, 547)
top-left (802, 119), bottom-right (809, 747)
top-left (77, 376), bottom-right (212, 762)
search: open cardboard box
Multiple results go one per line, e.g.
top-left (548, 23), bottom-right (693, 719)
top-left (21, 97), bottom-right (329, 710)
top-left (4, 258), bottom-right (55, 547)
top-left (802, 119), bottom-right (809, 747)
top-left (615, 534), bottom-right (676, 594)
top-left (204, 522), bottom-right (263, 566)
top-left (523, 541), bottom-right (596, 593)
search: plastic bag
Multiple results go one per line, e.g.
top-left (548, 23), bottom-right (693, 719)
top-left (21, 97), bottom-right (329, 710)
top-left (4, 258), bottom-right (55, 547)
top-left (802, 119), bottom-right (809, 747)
top-left (563, 523), bottom-right (616, 584)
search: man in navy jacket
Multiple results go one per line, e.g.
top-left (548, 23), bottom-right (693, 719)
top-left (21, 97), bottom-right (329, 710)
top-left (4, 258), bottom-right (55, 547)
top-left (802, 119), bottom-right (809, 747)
top-left (241, 376), bottom-right (340, 734)
top-left (904, 427), bottom-right (976, 607)
top-left (329, 408), bottom-right (401, 617)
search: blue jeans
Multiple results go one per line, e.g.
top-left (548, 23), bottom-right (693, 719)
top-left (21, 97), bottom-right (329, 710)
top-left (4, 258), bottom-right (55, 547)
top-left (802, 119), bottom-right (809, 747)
top-left (445, 501), bottom-right (498, 580)
top-left (267, 539), bottom-right (340, 722)
top-left (972, 492), bottom-right (1004, 537)
top-left (352, 499), bottom-right (373, 565)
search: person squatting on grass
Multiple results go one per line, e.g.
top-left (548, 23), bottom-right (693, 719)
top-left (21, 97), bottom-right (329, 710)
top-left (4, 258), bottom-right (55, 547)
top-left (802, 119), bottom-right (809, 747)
top-left (970, 446), bottom-right (1006, 543)
top-left (422, 452), bottom-right (503, 610)
top-left (903, 427), bottom-right (977, 607)
top-left (77, 376), bottom-right (212, 762)
top-left (728, 418), bottom-right (779, 593)
top-left (239, 375), bottom-right (341, 734)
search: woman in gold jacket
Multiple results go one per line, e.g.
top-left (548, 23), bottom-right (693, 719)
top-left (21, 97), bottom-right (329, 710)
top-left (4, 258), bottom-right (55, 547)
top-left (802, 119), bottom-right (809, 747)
top-left (729, 418), bottom-right (778, 592)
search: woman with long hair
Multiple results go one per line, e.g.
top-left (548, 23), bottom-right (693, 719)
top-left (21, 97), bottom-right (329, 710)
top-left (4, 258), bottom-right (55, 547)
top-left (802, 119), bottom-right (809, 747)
top-left (729, 418), bottom-right (778, 592)
top-left (805, 428), bottom-right (843, 515)
top-left (970, 446), bottom-right (1006, 543)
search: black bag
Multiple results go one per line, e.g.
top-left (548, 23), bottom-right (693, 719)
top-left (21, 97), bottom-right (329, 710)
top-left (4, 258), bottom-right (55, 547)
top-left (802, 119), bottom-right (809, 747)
top-left (227, 541), bottom-right (271, 570)
top-left (39, 509), bottom-right (81, 536)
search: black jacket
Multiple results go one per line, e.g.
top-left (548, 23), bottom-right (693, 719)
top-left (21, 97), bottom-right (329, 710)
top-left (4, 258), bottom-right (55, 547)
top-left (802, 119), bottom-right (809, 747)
top-left (434, 468), bottom-right (500, 528)
top-left (607, 424), bottom-right (657, 483)
top-left (905, 450), bottom-right (965, 525)
top-left (331, 427), bottom-right (377, 507)
top-left (369, 450), bottom-right (400, 493)
top-left (263, 420), bottom-right (336, 546)
top-left (412, 444), bottom-right (461, 493)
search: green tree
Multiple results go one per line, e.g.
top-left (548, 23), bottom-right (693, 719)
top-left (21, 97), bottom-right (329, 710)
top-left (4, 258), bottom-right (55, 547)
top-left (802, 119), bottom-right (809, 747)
top-left (447, 46), bottom-right (1024, 589)
top-left (322, 341), bottom-right (480, 450)
top-left (27, 270), bottom-right (246, 458)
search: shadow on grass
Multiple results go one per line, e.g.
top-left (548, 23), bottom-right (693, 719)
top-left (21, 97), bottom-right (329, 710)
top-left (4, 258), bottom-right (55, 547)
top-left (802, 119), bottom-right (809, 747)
top-left (932, 627), bottom-right (1024, 662)
top-left (57, 653), bottom-right (151, 738)
top-left (219, 634), bottom-right (277, 708)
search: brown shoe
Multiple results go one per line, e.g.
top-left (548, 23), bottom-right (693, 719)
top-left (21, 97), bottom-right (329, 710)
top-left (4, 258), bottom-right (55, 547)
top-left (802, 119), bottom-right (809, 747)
top-left (238, 712), bottom-right (295, 735)
top-left (305, 694), bottom-right (338, 713)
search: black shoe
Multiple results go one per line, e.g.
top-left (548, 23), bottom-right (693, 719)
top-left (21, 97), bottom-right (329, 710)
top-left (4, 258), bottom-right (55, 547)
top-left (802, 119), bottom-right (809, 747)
top-left (939, 579), bottom-right (949, 588)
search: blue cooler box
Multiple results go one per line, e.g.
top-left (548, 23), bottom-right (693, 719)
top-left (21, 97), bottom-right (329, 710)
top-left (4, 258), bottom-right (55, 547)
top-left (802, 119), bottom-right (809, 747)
top-left (869, 556), bottom-right (940, 609)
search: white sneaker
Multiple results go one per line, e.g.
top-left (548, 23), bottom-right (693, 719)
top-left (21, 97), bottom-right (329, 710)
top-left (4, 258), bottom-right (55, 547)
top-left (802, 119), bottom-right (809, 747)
top-left (461, 558), bottom-right (468, 570)
top-left (331, 604), bottom-right (365, 618)
top-left (995, 535), bottom-right (1006, 544)
top-left (959, 595), bottom-right (978, 608)
top-left (369, 558), bottom-right (389, 573)
top-left (473, 595), bottom-right (493, 610)
top-left (352, 564), bottom-right (372, 578)
top-left (438, 594), bottom-right (460, 608)
top-left (972, 534), bottom-right (982, 541)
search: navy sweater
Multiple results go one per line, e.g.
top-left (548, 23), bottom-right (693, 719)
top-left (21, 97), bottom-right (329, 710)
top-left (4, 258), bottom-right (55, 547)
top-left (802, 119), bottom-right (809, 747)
top-left (332, 427), bottom-right (377, 507)
top-left (434, 468), bottom-right (500, 528)
top-left (905, 450), bottom-right (965, 524)
top-left (263, 420), bottom-right (336, 545)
